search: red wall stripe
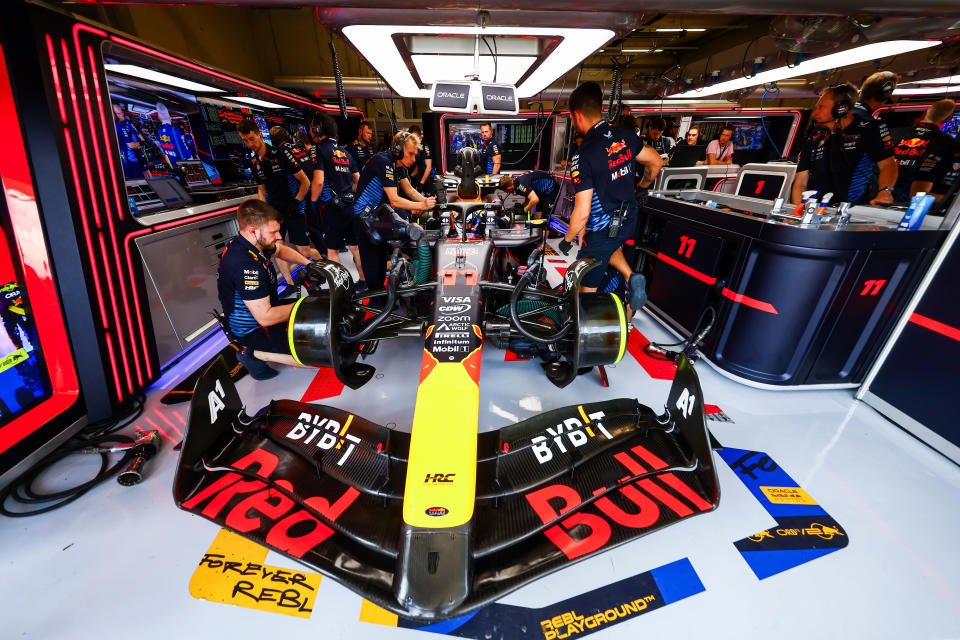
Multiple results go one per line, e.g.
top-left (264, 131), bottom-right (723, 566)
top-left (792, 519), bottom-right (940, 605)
top-left (909, 312), bottom-right (960, 343)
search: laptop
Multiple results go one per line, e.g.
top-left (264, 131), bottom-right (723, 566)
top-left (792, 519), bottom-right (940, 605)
top-left (669, 144), bottom-right (706, 167)
top-left (146, 177), bottom-right (193, 209)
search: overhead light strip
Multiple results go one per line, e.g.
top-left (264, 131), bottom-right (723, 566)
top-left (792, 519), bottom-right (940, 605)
top-left (228, 96), bottom-right (291, 110)
top-left (893, 86), bottom-right (960, 95)
top-left (341, 24), bottom-right (614, 98)
top-left (104, 63), bottom-right (223, 93)
top-left (900, 74), bottom-right (960, 86)
top-left (668, 40), bottom-right (940, 99)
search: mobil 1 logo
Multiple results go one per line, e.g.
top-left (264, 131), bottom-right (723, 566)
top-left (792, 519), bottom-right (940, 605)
top-left (429, 295), bottom-right (479, 361)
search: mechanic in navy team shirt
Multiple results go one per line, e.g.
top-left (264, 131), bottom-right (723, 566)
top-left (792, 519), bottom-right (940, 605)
top-left (791, 84), bottom-right (898, 206)
top-left (407, 125), bottom-right (435, 194)
top-left (238, 119), bottom-right (316, 289)
top-left (347, 121), bottom-right (376, 169)
top-left (891, 99), bottom-right (957, 203)
top-left (217, 199), bottom-right (312, 380)
top-left (309, 113), bottom-right (366, 287)
top-left (478, 122), bottom-right (501, 175)
top-left (559, 81), bottom-right (662, 316)
top-left (353, 131), bottom-right (436, 291)
top-left (498, 170), bottom-right (558, 219)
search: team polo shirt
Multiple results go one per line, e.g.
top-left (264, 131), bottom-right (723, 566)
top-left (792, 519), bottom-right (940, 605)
top-left (513, 170), bottom-right (557, 199)
top-left (479, 138), bottom-right (501, 175)
top-left (796, 113), bottom-right (895, 204)
top-left (249, 143), bottom-right (306, 211)
top-left (313, 137), bottom-right (358, 203)
top-left (347, 139), bottom-right (375, 169)
top-left (892, 122), bottom-right (958, 201)
top-left (217, 234), bottom-right (278, 337)
top-left (570, 120), bottom-right (644, 232)
top-left (353, 151), bottom-right (397, 215)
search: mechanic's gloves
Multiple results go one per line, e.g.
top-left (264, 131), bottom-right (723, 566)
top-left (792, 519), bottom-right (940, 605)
top-left (636, 186), bottom-right (650, 208)
top-left (286, 199), bottom-right (303, 218)
top-left (558, 238), bottom-right (574, 255)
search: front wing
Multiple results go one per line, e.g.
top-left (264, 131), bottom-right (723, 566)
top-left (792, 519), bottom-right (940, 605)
top-left (174, 354), bottom-right (719, 620)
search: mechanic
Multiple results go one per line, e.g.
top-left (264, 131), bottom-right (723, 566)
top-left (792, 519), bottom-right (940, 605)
top-left (640, 117), bottom-right (674, 156)
top-left (273, 125), bottom-right (326, 257)
top-left (217, 199), bottom-right (312, 380)
top-left (791, 83), bottom-right (898, 206)
top-left (353, 131), bottom-right (436, 291)
top-left (703, 126), bottom-right (735, 165)
top-left (559, 81), bottom-right (663, 316)
top-left (478, 122), bottom-right (502, 175)
top-left (347, 121), bottom-right (376, 169)
top-left (854, 71), bottom-right (899, 120)
top-left (498, 170), bottom-right (558, 219)
top-left (891, 99), bottom-right (958, 203)
top-left (309, 113), bottom-right (366, 291)
top-left (407, 125), bottom-right (435, 194)
top-left (239, 119), bottom-right (316, 290)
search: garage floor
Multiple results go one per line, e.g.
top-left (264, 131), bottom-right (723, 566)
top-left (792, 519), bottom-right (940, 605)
top-left (3, 246), bottom-right (959, 640)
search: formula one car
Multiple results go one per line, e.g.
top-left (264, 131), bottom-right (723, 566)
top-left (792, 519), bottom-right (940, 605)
top-left (173, 151), bottom-right (720, 621)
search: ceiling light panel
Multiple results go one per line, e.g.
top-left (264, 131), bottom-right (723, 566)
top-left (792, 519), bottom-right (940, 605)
top-left (668, 40), bottom-right (940, 99)
top-left (342, 25), bottom-right (614, 98)
top-left (900, 74), bottom-right (960, 86)
top-left (104, 64), bottom-right (223, 93)
top-left (893, 86), bottom-right (960, 95)
top-left (412, 55), bottom-right (537, 85)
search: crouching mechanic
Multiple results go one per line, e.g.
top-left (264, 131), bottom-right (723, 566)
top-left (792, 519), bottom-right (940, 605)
top-left (498, 170), bottom-right (558, 219)
top-left (558, 81), bottom-right (662, 316)
top-left (218, 199), bottom-right (312, 380)
top-left (353, 131), bottom-right (436, 290)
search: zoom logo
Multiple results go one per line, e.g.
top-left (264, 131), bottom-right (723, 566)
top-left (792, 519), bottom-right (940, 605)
top-left (424, 473), bottom-right (455, 483)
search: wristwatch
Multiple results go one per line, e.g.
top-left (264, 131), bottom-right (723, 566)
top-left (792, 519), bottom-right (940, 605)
top-left (879, 186), bottom-right (894, 194)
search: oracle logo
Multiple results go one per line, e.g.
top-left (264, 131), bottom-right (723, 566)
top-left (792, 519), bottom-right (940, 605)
top-left (484, 93), bottom-right (513, 102)
top-left (437, 91), bottom-right (466, 99)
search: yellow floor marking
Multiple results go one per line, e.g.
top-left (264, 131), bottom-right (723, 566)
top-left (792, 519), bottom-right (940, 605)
top-left (189, 528), bottom-right (321, 618)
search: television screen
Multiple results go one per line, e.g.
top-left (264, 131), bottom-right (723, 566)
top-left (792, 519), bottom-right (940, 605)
top-left (0, 225), bottom-right (51, 427)
top-left (737, 172), bottom-right (786, 200)
top-left (732, 123), bottom-right (766, 150)
top-left (444, 117), bottom-right (551, 173)
top-left (941, 112), bottom-right (960, 137)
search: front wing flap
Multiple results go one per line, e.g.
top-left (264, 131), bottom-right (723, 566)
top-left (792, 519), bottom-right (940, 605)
top-left (174, 355), bottom-right (719, 620)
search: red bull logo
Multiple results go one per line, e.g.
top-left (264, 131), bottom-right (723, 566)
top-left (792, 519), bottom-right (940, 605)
top-left (896, 137), bottom-right (929, 158)
top-left (606, 141), bottom-right (627, 156)
top-left (899, 137), bottom-right (925, 148)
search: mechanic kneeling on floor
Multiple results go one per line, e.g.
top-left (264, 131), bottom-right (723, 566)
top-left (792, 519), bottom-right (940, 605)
top-left (558, 81), bottom-right (663, 316)
top-left (218, 199), bottom-right (312, 380)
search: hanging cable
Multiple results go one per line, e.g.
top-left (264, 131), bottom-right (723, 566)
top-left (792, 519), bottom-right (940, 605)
top-left (606, 59), bottom-right (624, 123)
top-left (328, 39), bottom-right (349, 120)
top-left (760, 82), bottom-right (784, 159)
top-left (481, 36), bottom-right (498, 84)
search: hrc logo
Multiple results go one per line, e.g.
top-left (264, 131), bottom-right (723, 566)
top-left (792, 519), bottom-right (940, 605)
top-left (424, 473), bottom-right (455, 483)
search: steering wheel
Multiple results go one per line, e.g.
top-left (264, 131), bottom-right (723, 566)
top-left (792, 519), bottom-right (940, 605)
top-left (450, 209), bottom-right (485, 237)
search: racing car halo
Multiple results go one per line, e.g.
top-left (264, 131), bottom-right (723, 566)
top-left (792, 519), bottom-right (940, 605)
top-left (174, 168), bottom-right (720, 621)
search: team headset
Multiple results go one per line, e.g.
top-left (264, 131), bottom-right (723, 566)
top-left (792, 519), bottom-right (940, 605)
top-left (827, 84), bottom-right (857, 121)
top-left (309, 115), bottom-right (325, 141)
top-left (392, 131), bottom-right (412, 160)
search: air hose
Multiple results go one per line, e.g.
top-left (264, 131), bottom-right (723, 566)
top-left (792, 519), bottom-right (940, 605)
top-left (413, 243), bottom-right (431, 284)
top-left (497, 300), bottom-right (560, 324)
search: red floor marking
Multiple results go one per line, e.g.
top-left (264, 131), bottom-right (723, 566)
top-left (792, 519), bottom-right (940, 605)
top-left (300, 367), bottom-right (345, 402)
top-left (505, 350), bottom-right (530, 361)
top-left (626, 328), bottom-right (677, 380)
top-left (704, 404), bottom-right (723, 415)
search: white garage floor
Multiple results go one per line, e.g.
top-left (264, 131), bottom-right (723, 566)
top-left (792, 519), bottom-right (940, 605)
top-left (2, 248), bottom-right (959, 640)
